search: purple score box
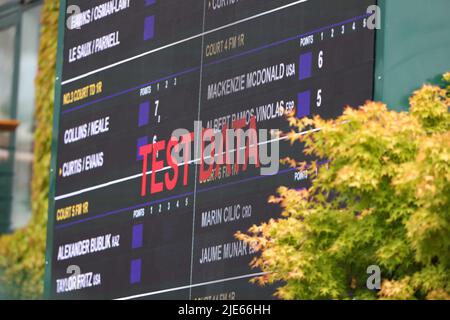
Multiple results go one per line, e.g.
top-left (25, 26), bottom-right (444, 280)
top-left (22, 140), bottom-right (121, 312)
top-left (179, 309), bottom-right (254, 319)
top-left (299, 52), bottom-right (312, 80)
top-left (137, 136), bottom-right (149, 161)
top-left (138, 102), bottom-right (150, 127)
top-left (130, 259), bottom-right (142, 284)
top-left (297, 91), bottom-right (311, 118)
top-left (145, 0), bottom-right (156, 5)
top-left (144, 16), bottom-right (155, 41)
top-left (132, 224), bottom-right (144, 249)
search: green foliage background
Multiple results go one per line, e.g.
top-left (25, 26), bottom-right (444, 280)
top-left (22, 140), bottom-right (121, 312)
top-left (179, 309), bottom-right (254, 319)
top-left (237, 74), bottom-right (450, 300)
top-left (0, 0), bottom-right (59, 299)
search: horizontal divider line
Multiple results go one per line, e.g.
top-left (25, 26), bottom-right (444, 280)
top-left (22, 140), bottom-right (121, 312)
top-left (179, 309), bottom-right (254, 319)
top-left (54, 166), bottom-right (298, 230)
top-left (55, 127), bottom-right (325, 202)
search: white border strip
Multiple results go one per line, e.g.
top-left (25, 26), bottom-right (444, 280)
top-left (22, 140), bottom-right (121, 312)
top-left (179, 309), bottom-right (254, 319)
top-left (115, 272), bottom-right (268, 300)
top-left (61, 0), bottom-right (309, 85)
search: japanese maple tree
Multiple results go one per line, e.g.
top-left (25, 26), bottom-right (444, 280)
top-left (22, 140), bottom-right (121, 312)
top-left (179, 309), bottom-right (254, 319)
top-left (237, 73), bottom-right (450, 300)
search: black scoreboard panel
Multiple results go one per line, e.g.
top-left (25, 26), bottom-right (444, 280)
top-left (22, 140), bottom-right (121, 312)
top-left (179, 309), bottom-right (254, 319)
top-left (49, 0), bottom-right (376, 300)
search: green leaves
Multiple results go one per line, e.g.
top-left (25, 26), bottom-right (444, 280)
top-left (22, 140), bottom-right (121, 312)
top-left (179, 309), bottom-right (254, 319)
top-left (238, 74), bottom-right (450, 300)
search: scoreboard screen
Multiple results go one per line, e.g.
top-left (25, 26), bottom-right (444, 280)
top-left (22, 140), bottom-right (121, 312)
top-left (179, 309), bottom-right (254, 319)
top-left (47, 0), bottom-right (376, 300)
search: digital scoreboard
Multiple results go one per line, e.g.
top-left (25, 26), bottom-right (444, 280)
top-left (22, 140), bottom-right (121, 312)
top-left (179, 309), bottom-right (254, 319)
top-left (47, 0), bottom-right (376, 300)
